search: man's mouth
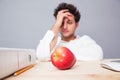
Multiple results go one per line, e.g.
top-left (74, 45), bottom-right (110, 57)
top-left (62, 30), bottom-right (69, 33)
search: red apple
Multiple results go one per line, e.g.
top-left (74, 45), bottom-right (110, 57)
top-left (51, 46), bottom-right (76, 70)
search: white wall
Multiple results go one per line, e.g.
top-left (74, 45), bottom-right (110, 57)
top-left (0, 0), bottom-right (120, 58)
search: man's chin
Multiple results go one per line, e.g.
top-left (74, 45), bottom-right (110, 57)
top-left (62, 34), bottom-right (71, 38)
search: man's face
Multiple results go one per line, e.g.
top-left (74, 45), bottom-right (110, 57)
top-left (60, 14), bottom-right (78, 39)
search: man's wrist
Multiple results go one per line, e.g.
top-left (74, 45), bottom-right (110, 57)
top-left (51, 22), bottom-right (60, 34)
top-left (42, 30), bottom-right (54, 43)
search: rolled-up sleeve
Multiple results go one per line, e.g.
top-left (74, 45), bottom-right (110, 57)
top-left (36, 30), bottom-right (54, 59)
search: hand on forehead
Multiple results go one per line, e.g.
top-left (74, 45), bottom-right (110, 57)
top-left (60, 9), bottom-right (74, 20)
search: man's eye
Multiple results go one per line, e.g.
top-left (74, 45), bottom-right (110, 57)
top-left (61, 21), bottom-right (64, 26)
top-left (67, 21), bottom-right (73, 24)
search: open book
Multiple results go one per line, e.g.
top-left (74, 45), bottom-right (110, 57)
top-left (101, 60), bottom-right (120, 72)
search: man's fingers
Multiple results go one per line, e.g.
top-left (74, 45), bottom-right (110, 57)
top-left (64, 12), bottom-right (73, 17)
top-left (56, 9), bottom-right (73, 26)
top-left (62, 9), bottom-right (69, 13)
top-left (57, 9), bottom-right (69, 15)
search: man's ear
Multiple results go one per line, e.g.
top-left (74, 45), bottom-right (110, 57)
top-left (76, 23), bottom-right (79, 28)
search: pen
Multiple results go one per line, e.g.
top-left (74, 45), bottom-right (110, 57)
top-left (14, 64), bottom-right (34, 76)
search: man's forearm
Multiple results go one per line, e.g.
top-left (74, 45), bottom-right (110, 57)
top-left (50, 23), bottom-right (60, 52)
top-left (36, 30), bottom-right (54, 59)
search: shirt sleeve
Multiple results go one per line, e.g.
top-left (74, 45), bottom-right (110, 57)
top-left (36, 30), bottom-right (54, 60)
top-left (77, 35), bottom-right (103, 60)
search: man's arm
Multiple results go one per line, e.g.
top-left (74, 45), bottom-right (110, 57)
top-left (36, 30), bottom-right (54, 60)
top-left (36, 10), bottom-right (72, 60)
top-left (50, 9), bottom-right (71, 51)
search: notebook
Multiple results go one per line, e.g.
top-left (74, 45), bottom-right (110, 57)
top-left (101, 60), bottom-right (120, 72)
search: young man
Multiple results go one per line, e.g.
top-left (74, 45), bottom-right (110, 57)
top-left (36, 2), bottom-right (103, 61)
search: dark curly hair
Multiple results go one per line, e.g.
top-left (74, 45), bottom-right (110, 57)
top-left (54, 2), bottom-right (81, 23)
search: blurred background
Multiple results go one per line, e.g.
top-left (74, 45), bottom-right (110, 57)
top-left (0, 0), bottom-right (120, 58)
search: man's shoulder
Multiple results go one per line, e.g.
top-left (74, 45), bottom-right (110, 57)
top-left (78, 35), bottom-right (96, 44)
top-left (80, 35), bottom-right (93, 40)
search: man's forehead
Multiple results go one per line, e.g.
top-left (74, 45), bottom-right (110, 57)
top-left (65, 14), bottom-right (75, 21)
top-left (63, 17), bottom-right (75, 23)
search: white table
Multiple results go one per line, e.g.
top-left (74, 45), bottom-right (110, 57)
top-left (5, 59), bottom-right (120, 80)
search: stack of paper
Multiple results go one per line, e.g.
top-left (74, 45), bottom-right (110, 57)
top-left (0, 48), bottom-right (36, 79)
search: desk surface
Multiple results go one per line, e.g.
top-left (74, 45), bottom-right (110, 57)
top-left (5, 59), bottom-right (120, 80)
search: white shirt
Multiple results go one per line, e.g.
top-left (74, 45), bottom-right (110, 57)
top-left (36, 30), bottom-right (103, 61)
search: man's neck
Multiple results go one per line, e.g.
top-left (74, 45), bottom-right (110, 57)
top-left (61, 35), bottom-right (76, 42)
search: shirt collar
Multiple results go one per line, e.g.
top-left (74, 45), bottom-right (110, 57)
top-left (61, 35), bottom-right (80, 43)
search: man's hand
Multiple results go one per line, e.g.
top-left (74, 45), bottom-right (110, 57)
top-left (52, 9), bottom-right (73, 34)
top-left (55, 9), bottom-right (72, 28)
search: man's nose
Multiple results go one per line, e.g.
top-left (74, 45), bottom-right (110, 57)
top-left (63, 24), bottom-right (67, 29)
top-left (63, 20), bottom-right (67, 29)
